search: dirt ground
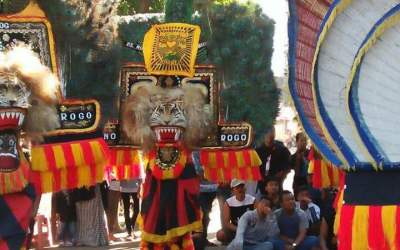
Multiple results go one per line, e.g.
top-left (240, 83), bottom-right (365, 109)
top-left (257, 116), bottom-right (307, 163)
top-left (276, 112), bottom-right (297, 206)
top-left (37, 198), bottom-right (225, 250)
top-left (36, 172), bottom-right (294, 250)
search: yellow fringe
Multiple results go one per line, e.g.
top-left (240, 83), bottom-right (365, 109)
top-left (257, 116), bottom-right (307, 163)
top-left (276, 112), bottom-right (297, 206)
top-left (382, 206), bottom-right (397, 249)
top-left (38, 163), bottom-right (105, 193)
top-left (351, 206), bottom-right (369, 250)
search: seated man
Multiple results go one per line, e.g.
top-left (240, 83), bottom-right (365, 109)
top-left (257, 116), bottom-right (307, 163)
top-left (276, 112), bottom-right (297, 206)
top-left (216, 179), bottom-right (255, 244)
top-left (296, 186), bottom-right (321, 236)
top-left (227, 196), bottom-right (279, 250)
top-left (264, 176), bottom-right (281, 210)
top-left (274, 191), bottom-right (320, 250)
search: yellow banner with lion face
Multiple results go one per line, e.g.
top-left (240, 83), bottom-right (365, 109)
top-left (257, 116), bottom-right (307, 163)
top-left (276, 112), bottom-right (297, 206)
top-left (143, 23), bottom-right (201, 77)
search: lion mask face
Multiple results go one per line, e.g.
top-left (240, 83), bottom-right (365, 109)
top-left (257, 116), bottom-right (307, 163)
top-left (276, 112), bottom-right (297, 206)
top-left (122, 83), bottom-right (211, 150)
top-left (0, 46), bottom-right (60, 175)
top-left (150, 95), bottom-right (187, 144)
top-left (0, 46), bottom-right (61, 140)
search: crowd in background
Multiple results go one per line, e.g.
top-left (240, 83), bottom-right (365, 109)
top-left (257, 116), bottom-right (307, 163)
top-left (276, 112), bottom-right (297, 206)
top-left (48, 128), bottom-right (338, 250)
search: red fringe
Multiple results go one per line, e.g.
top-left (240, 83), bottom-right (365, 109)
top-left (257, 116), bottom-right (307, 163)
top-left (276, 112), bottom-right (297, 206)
top-left (368, 206), bottom-right (387, 250)
top-left (396, 208), bottom-right (400, 249)
top-left (337, 205), bottom-right (400, 250)
top-left (338, 205), bottom-right (355, 250)
top-left (106, 147), bottom-right (143, 181)
top-left (313, 158), bottom-right (322, 188)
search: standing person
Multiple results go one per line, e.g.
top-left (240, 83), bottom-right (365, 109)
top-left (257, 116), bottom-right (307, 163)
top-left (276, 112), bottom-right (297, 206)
top-left (106, 179), bottom-right (121, 241)
top-left (192, 150), bottom-right (218, 247)
top-left (256, 127), bottom-right (291, 196)
top-left (274, 191), bottom-right (320, 250)
top-left (290, 132), bottom-right (310, 192)
top-left (216, 179), bottom-right (255, 244)
top-left (54, 190), bottom-right (78, 246)
top-left (120, 179), bottom-right (141, 239)
top-left (227, 196), bottom-right (280, 250)
top-left (75, 185), bottom-right (108, 247)
top-left (191, 151), bottom-right (220, 249)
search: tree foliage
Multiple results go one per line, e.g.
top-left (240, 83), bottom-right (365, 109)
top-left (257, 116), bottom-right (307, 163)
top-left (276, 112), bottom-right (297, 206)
top-left (118, 0), bottom-right (165, 15)
top-left (165, 0), bottom-right (193, 22)
top-left (36, 0), bottom-right (121, 121)
top-left (205, 2), bottom-right (279, 141)
top-left (120, 1), bottom-right (279, 141)
top-left (0, 0), bottom-right (28, 13)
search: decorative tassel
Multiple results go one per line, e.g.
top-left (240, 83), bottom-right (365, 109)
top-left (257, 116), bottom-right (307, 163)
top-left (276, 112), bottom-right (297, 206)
top-left (200, 149), bottom-right (261, 182)
top-left (0, 152), bottom-right (30, 195)
top-left (338, 205), bottom-right (355, 250)
top-left (382, 206), bottom-right (397, 248)
top-left (336, 205), bottom-right (400, 250)
top-left (351, 206), bottom-right (369, 250)
top-left (308, 146), bottom-right (344, 189)
top-left (106, 147), bottom-right (142, 181)
top-left (368, 206), bottom-right (388, 250)
top-left (31, 163), bottom-right (105, 194)
top-left (31, 138), bottom-right (109, 171)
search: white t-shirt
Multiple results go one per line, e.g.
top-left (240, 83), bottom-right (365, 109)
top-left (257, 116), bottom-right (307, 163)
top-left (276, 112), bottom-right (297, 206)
top-left (120, 179), bottom-right (142, 193)
top-left (109, 180), bottom-right (120, 191)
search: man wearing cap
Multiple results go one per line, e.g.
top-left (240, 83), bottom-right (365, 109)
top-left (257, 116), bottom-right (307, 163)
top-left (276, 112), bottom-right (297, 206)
top-left (216, 179), bottom-right (256, 244)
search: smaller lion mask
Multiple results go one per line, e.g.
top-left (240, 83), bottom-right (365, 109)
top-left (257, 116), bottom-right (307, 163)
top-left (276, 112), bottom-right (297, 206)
top-left (0, 45), bottom-right (61, 140)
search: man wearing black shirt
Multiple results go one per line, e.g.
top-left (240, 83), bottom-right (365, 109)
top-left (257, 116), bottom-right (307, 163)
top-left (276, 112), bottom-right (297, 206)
top-left (256, 127), bottom-right (291, 195)
top-left (290, 132), bottom-right (310, 192)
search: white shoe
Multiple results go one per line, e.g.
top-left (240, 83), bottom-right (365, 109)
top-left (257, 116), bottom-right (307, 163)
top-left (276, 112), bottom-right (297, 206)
top-left (64, 241), bottom-right (73, 247)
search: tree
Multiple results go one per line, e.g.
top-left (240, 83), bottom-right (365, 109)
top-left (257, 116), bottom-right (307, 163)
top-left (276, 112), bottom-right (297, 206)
top-left (118, 0), bottom-right (165, 15)
top-left (4, 0), bottom-right (279, 141)
top-left (196, 1), bottom-right (279, 142)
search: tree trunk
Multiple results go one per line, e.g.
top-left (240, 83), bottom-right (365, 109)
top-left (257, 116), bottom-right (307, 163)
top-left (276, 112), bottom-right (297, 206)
top-left (138, 0), bottom-right (150, 13)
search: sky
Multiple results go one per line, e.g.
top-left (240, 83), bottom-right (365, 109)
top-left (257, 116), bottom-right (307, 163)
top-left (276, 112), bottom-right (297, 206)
top-left (256, 0), bottom-right (288, 77)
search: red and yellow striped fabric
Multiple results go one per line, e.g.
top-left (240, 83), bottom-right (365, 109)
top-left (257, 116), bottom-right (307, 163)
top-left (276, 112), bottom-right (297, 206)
top-left (31, 138), bottom-right (109, 171)
top-left (31, 163), bottom-right (105, 194)
top-left (0, 152), bottom-right (30, 195)
top-left (106, 147), bottom-right (143, 180)
top-left (30, 138), bottom-right (109, 193)
top-left (308, 147), bottom-right (345, 189)
top-left (199, 149), bottom-right (261, 182)
top-left (336, 205), bottom-right (400, 250)
top-left (308, 158), bottom-right (344, 188)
